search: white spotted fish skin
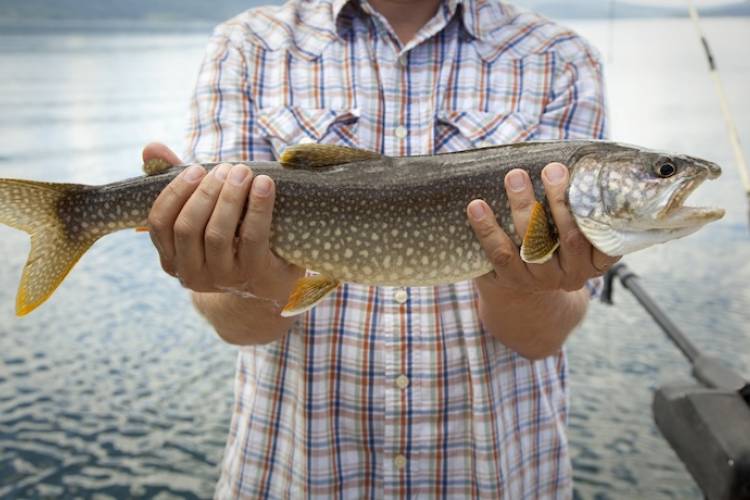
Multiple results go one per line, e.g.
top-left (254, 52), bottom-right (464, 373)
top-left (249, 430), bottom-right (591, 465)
top-left (0, 140), bottom-right (724, 315)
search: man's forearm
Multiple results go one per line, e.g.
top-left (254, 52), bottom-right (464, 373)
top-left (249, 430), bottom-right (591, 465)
top-left (475, 279), bottom-right (589, 360)
top-left (191, 291), bottom-right (295, 345)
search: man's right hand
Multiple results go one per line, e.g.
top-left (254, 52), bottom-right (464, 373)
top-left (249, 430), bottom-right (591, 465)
top-left (143, 143), bottom-right (304, 344)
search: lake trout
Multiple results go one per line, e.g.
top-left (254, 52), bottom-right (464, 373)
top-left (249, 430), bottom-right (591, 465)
top-left (0, 141), bottom-right (724, 317)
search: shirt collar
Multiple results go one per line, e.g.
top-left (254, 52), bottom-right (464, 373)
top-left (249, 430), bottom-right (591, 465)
top-left (329, 0), bottom-right (510, 42)
top-left (292, 0), bottom-right (513, 61)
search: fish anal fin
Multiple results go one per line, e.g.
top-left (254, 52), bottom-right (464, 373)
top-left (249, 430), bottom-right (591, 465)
top-left (143, 158), bottom-right (173, 176)
top-left (520, 201), bottom-right (559, 264)
top-left (280, 274), bottom-right (340, 317)
top-left (280, 144), bottom-right (383, 169)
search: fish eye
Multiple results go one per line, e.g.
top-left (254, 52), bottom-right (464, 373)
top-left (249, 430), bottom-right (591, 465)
top-left (657, 162), bottom-right (676, 178)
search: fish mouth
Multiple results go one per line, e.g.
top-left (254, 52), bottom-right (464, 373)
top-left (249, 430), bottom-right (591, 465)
top-left (654, 177), bottom-right (724, 228)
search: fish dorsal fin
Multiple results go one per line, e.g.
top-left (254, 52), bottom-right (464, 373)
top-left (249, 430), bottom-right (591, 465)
top-left (142, 158), bottom-right (174, 176)
top-left (280, 144), bottom-right (383, 169)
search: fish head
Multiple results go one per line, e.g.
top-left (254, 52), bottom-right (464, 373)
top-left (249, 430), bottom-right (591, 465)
top-left (568, 143), bottom-right (725, 256)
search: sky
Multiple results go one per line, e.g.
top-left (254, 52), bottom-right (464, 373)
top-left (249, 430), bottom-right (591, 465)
top-left (626, 0), bottom-right (744, 5)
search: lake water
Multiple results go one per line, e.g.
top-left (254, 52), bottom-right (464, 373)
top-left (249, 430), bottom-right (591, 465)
top-left (0, 16), bottom-right (749, 499)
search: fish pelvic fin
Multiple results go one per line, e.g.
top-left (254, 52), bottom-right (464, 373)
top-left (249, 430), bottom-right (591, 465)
top-left (280, 274), bottom-right (340, 317)
top-left (0, 179), bottom-right (99, 316)
top-left (280, 144), bottom-right (383, 169)
top-left (520, 201), bottom-right (560, 264)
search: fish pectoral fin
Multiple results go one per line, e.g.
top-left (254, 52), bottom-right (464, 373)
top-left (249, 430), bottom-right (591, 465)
top-left (142, 158), bottom-right (174, 176)
top-left (280, 274), bottom-right (340, 317)
top-left (134, 226), bottom-right (150, 232)
top-left (280, 144), bottom-right (383, 169)
top-left (520, 201), bottom-right (560, 264)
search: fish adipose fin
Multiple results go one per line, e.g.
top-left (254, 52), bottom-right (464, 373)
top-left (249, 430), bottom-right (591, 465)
top-left (0, 179), bottom-right (99, 316)
top-left (280, 144), bottom-right (383, 169)
top-left (520, 201), bottom-right (560, 264)
top-left (142, 158), bottom-right (173, 176)
top-left (281, 274), bottom-right (340, 317)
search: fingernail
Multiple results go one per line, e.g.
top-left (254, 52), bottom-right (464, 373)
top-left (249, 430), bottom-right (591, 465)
top-left (183, 165), bottom-right (204, 182)
top-left (229, 165), bottom-right (249, 185)
top-left (507, 171), bottom-right (526, 192)
top-left (213, 163), bottom-right (231, 181)
top-left (544, 163), bottom-right (566, 185)
top-left (469, 201), bottom-right (486, 220)
top-left (253, 175), bottom-right (272, 197)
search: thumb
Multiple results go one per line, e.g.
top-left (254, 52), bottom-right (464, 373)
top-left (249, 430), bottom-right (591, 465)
top-left (467, 200), bottom-right (517, 271)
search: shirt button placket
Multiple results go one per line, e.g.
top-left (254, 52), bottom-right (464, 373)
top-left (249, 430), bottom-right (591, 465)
top-left (394, 126), bottom-right (407, 140)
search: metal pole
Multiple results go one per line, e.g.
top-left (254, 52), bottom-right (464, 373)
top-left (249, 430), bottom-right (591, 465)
top-left (605, 264), bottom-right (701, 362)
top-left (602, 263), bottom-right (747, 391)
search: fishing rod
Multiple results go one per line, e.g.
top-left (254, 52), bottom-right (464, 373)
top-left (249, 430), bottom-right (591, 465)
top-left (686, 0), bottom-right (750, 226)
top-left (602, 263), bottom-right (750, 500)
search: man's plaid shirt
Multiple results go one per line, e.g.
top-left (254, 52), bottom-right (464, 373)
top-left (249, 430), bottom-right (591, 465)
top-left (185, 0), bottom-right (607, 497)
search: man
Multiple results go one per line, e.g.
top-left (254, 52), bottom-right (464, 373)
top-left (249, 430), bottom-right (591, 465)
top-left (144, 0), bottom-right (618, 497)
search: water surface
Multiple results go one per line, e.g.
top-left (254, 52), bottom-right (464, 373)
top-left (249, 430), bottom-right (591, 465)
top-left (1, 17), bottom-right (749, 499)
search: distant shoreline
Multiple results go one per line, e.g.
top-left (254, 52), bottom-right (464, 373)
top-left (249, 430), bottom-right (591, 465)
top-left (0, 18), bottom-right (216, 34)
top-left (0, 14), bottom-right (745, 36)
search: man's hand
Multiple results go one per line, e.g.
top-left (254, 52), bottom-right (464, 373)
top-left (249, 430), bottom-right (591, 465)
top-left (143, 143), bottom-right (304, 345)
top-left (467, 162), bottom-right (621, 359)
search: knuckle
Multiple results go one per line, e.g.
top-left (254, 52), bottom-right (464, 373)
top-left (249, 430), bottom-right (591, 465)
top-left (240, 229), bottom-right (263, 248)
top-left (173, 218), bottom-right (198, 239)
top-left (547, 189), bottom-right (568, 208)
top-left (473, 218), bottom-right (497, 240)
top-left (196, 181), bottom-right (218, 201)
top-left (160, 258), bottom-right (176, 276)
top-left (164, 180), bottom-right (187, 200)
top-left (562, 278), bottom-right (585, 292)
top-left (511, 196), bottom-right (534, 211)
top-left (488, 244), bottom-right (514, 269)
top-left (147, 213), bottom-right (167, 232)
top-left (249, 195), bottom-right (271, 214)
top-left (204, 226), bottom-right (229, 249)
top-left (564, 229), bottom-right (589, 253)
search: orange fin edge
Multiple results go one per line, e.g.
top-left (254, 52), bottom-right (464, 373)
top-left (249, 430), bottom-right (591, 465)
top-left (520, 201), bottom-right (559, 264)
top-left (280, 275), bottom-right (340, 317)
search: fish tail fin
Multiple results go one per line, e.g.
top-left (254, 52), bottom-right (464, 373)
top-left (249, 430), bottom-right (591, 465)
top-left (0, 179), bottom-right (99, 316)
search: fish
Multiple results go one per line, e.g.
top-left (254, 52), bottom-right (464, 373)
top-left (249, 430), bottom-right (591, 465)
top-left (0, 140), bottom-right (725, 317)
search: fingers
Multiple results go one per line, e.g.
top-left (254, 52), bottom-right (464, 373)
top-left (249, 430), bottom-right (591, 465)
top-left (505, 168), bottom-right (562, 283)
top-left (142, 142), bottom-right (182, 165)
top-left (504, 169), bottom-right (536, 238)
top-left (541, 162), bottom-right (589, 284)
top-left (205, 164), bottom-right (254, 280)
top-left (173, 163), bottom-right (232, 284)
top-left (541, 163), bottom-right (620, 287)
top-left (148, 165), bottom-right (206, 275)
top-left (591, 249), bottom-right (621, 275)
top-left (238, 175), bottom-right (276, 270)
top-left (467, 200), bottom-right (530, 286)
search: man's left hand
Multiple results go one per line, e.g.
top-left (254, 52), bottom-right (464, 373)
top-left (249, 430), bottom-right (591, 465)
top-left (467, 162), bottom-right (620, 295)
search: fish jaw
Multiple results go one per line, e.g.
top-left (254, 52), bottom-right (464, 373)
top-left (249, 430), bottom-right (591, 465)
top-left (569, 153), bottom-right (725, 257)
